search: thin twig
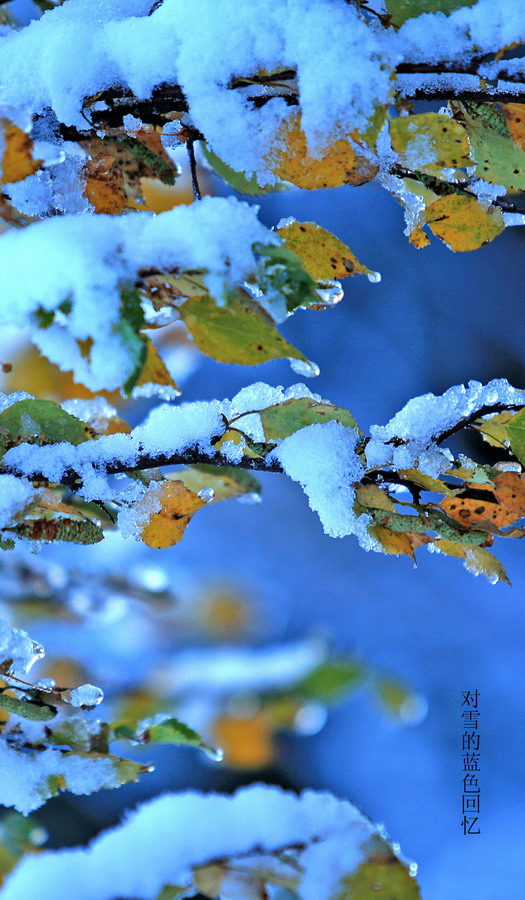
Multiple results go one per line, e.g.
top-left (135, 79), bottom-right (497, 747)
top-left (187, 137), bottom-right (202, 201)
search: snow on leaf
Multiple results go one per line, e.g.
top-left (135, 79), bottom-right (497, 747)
top-left (0, 399), bottom-right (94, 458)
top-left (334, 837), bottom-right (420, 899)
top-left (390, 113), bottom-right (471, 173)
top-left (260, 398), bottom-right (359, 442)
top-left (270, 115), bottom-right (378, 190)
top-left (388, 0), bottom-right (476, 28)
top-left (0, 785), bottom-right (419, 900)
top-left (201, 143), bottom-right (286, 196)
top-left (433, 539), bottom-right (510, 585)
top-left (277, 221), bottom-right (375, 282)
top-left (127, 337), bottom-right (180, 401)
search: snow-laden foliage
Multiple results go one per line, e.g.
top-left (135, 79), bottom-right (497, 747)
top-left (1, 785), bottom-right (419, 900)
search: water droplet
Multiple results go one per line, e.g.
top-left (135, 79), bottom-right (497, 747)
top-left (198, 487), bottom-right (215, 503)
top-left (294, 702), bottom-right (328, 735)
top-left (315, 280), bottom-right (344, 306)
top-left (409, 862), bottom-right (418, 878)
top-left (367, 270), bottom-right (382, 283)
top-left (204, 745), bottom-right (224, 763)
top-left (236, 491), bottom-right (262, 505)
top-left (289, 357), bottom-right (320, 377)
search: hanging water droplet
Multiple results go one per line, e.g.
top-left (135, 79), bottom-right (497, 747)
top-left (289, 357), bottom-right (320, 377)
top-left (204, 745), bottom-right (224, 763)
top-left (198, 487), bottom-right (215, 503)
top-left (409, 862), bottom-right (418, 878)
top-left (367, 270), bottom-right (381, 283)
top-left (315, 279), bottom-right (343, 306)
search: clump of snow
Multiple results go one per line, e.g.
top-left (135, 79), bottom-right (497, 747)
top-left (0, 474), bottom-right (37, 530)
top-left (0, 617), bottom-right (44, 675)
top-left (63, 683), bottom-right (104, 708)
top-left (270, 420), bottom-right (377, 549)
top-left (0, 197), bottom-right (274, 391)
top-left (1, 784), bottom-right (380, 899)
top-left (0, 739), bottom-right (119, 816)
top-left (366, 379), bottom-right (525, 476)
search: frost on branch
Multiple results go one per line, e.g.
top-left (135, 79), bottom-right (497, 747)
top-left (1, 785), bottom-right (420, 900)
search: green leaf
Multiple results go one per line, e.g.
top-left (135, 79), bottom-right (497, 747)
top-left (112, 717), bottom-right (209, 750)
top-left (386, 0), bottom-right (476, 27)
top-left (178, 290), bottom-right (309, 366)
top-left (6, 516), bottom-right (104, 545)
top-left (0, 399), bottom-right (94, 457)
top-left (293, 659), bottom-right (364, 701)
top-left (260, 397), bottom-right (359, 442)
top-left (201, 143), bottom-right (286, 195)
top-left (255, 243), bottom-right (320, 313)
top-left (0, 692), bottom-right (57, 721)
top-left (172, 464), bottom-right (261, 502)
top-left (452, 102), bottom-right (525, 191)
top-left (504, 407), bottom-right (525, 465)
top-left (335, 841), bottom-right (420, 899)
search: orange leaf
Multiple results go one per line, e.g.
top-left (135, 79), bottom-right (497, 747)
top-left (1, 121), bottom-right (41, 185)
top-left (502, 103), bottom-right (525, 150)
top-left (270, 114), bottom-right (378, 190)
top-left (83, 154), bottom-right (127, 215)
top-left (213, 713), bottom-right (275, 768)
top-left (140, 481), bottom-right (206, 549)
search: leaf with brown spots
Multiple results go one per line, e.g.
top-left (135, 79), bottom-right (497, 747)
top-left (502, 103), bottom-right (525, 150)
top-left (390, 113), bottom-right (471, 174)
top-left (277, 220), bottom-right (374, 281)
top-left (139, 481), bottom-right (206, 549)
top-left (425, 194), bottom-right (505, 252)
top-left (178, 290), bottom-right (309, 367)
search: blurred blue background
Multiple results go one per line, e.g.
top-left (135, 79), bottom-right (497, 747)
top-left (16, 178), bottom-right (524, 899)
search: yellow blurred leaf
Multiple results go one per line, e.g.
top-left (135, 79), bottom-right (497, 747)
top-left (140, 481), bottom-right (206, 549)
top-left (213, 713), bottom-right (274, 769)
top-left (270, 114), bottom-right (378, 190)
top-left (277, 221), bottom-right (374, 281)
top-left (1, 120), bottom-right (41, 185)
top-left (425, 194), bottom-right (504, 251)
top-left (133, 338), bottom-right (180, 396)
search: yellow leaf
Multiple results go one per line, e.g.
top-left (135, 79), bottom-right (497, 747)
top-left (213, 713), bottom-right (275, 768)
top-left (409, 226), bottom-right (431, 249)
top-left (356, 484), bottom-right (396, 512)
top-left (270, 114), bottom-right (378, 190)
top-left (390, 113), bottom-right (471, 173)
top-left (277, 221), bottom-right (374, 281)
top-left (473, 410), bottom-right (514, 448)
top-left (1, 120), bottom-right (41, 185)
top-left (425, 194), bottom-right (504, 252)
top-left (134, 339), bottom-right (180, 396)
top-left (83, 154), bottom-right (127, 214)
top-left (140, 481), bottom-right (206, 549)
top-left (369, 524), bottom-right (415, 559)
top-left (434, 539), bottom-right (510, 585)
